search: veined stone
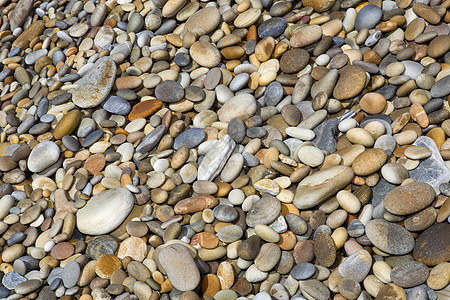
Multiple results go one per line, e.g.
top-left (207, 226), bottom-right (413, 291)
top-left (197, 134), bottom-right (236, 181)
top-left (71, 57), bottom-right (117, 108)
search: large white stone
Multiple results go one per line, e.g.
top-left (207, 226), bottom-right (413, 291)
top-left (76, 188), bottom-right (134, 235)
top-left (27, 141), bottom-right (60, 173)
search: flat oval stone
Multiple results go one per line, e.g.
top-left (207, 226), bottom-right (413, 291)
top-left (76, 188), bottom-right (134, 235)
top-left (384, 182), bottom-right (435, 215)
top-left (291, 262), bottom-right (316, 280)
top-left (355, 5), bottom-right (382, 31)
top-left (413, 223), bottom-right (450, 266)
top-left (213, 205), bottom-right (238, 222)
top-left (338, 249), bottom-right (372, 282)
top-left (366, 219), bottom-right (415, 255)
top-left (290, 25), bottom-right (322, 48)
top-left (217, 225), bottom-right (243, 243)
top-left (254, 243), bottom-right (281, 272)
top-left (155, 80), bottom-right (184, 103)
top-left (280, 48), bottom-right (310, 74)
top-left (158, 244), bottom-right (200, 291)
top-left (27, 141), bottom-right (60, 173)
top-left (246, 194), bottom-right (281, 227)
top-left (71, 57), bottom-right (117, 108)
top-left (62, 261), bottom-right (80, 288)
top-left (294, 166), bottom-right (354, 209)
top-left (128, 100), bottom-right (162, 121)
top-left (173, 128), bottom-right (206, 150)
top-left (101, 96), bottom-right (131, 115)
top-left (190, 41), bottom-right (221, 68)
top-left (391, 261), bottom-right (429, 288)
top-left (314, 233), bottom-right (336, 267)
top-left (352, 149), bottom-right (387, 176)
top-left (185, 7), bottom-right (220, 36)
top-left (258, 17), bottom-right (287, 39)
top-left (299, 279), bottom-right (330, 300)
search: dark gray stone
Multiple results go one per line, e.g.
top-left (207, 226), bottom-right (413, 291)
top-left (155, 80), bottom-right (184, 103)
top-left (36, 98), bottom-right (49, 117)
top-left (347, 219), bottom-right (365, 237)
top-left (355, 5), bottom-right (382, 31)
top-left (423, 98), bottom-right (444, 114)
top-left (7, 232), bottom-right (26, 246)
top-left (136, 125), bottom-right (166, 153)
top-left (29, 123), bottom-right (51, 135)
top-left (391, 261), bottom-right (429, 288)
top-left (246, 127), bottom-right (267, 139)
top-left (228, 117), bottom-right (246, 143)
top-left (62, 136), bottom-right (81, 152)
top-left (376, 85), bottom-right (397, 100)
top-left (313, 118), bottom-right (338, 153)
top-left (173, 128), bottom-right (206, 150)
top-left (174, 53), bottom-right (191, 67)
top-left (430, 75), bottom-right (450, 98)
top-left (62, 261), bottom-right (81, 288)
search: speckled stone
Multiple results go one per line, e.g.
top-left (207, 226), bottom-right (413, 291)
top-left (366, 219), bottom-right (415, 255)
top-left (71, 57), bottom-right (117, 108)
top-left (413, 223), bottom-right (450, 266)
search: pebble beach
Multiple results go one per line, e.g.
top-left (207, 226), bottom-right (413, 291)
top-left (0, 0), bottom-right (449, 299)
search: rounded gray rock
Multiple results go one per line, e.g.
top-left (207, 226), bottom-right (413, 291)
top-left (366, 219), bottom-right (415, 255)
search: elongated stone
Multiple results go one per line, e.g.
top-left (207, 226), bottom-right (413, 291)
top-left (136, 125), bottom-right (166, 153)
top-left (197, 134), bottom-right (236, 181)
top-left (294, 166), bottom-right (354, 209)
top-left (158, 244), bottom-right (200, 291)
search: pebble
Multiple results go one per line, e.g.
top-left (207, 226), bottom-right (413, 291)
top-left (76, 188), bottom-right (134, 235)
top-left (366, 219), bottom-right (415, 255)
top-left (71, 57), bottom-right (117, 108)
